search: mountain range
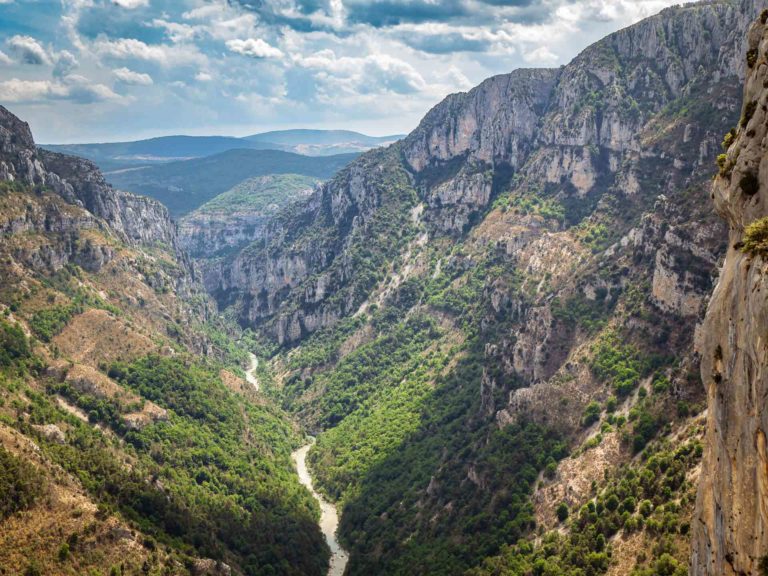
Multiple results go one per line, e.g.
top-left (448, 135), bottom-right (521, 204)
top-left (42, 130), bottom-right (404, 171)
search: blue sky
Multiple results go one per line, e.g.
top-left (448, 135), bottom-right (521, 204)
top-left (0, 0), bottom-right (694, 143)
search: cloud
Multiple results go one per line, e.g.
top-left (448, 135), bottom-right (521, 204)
top-left (53, 50), bottom-right (79, 78)
top-left (195, 71), bottom-right (213, 82)
top-left (296, 50), bottom-right (426, 95)
top-left (0, 50), bottom-right (12, 66)
top-left (523, 45), bottom-right (558, 63)
top-left (110, 0), bottom-right (149, 8)
top-left (152, 19), bottom-right (197, 43)
top-left (94, 37), bottom-right (207, 67)
top-left (0, 76), bottom-right (125, 104)
top-left (226, 38), bottom-right (284, 59)
top-left (7, 35), bottom-right (52, 66)
top-left (113, 67), bottom-right (154, 85)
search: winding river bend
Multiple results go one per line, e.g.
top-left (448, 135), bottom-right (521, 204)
top-left (244, 353), bottom-right (259, 391)
top-left (292, 443), bottom-right (349, 576)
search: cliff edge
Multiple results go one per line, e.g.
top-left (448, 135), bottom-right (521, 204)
top-left (693, 9), bottom-right (768, 575)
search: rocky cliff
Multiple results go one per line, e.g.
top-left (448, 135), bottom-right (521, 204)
top-left (1, 107), bottom-right (177, 249)
top-left (692, 10), bottom-right (768, 574)
top-left (0, 105), bottom-right (193, 286)
top-left (211, 0), bottom-right (760, 347)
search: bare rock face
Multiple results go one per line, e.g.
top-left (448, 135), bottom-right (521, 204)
top-left (0, 105), bottom-right (193, 283)
top-left (0, 106), bottom-right (179, 250)
top-left (692, 12), bottom-right (768, 575)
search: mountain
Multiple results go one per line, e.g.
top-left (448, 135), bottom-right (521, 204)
top-left (104, 149), bottom-right (357, 217)
top-left (179, 174), bottom-right (319, 292)
top-left (692, 10), bottom-right (768, 574)
top-left (42, 130), bottom-right (404, 173)
top-left (246, 129), bottom-right (405, 156)
top-left (42, 136), bottom-right (281, 172)
top-left (0, 105), bottom-right (329, 575)
top-left (198, 1), bottom-right (764, 575)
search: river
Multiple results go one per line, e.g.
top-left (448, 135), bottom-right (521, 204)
top-left (244, 352), bottom-right (259, 391)
top-left (292, 443), bottom-right (349, 576)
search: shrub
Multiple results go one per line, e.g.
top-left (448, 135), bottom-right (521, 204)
top-left (0, 446), bottom-right (45, 520)
top-left (740, 171), bottom-right (760, 196)
top-left (556, 502), bottom-right (569, 522)
top-left (0, 321), bottom-right (32, 368)
top-left (58, 543), bottom-right (70, 561)
top-left (748, 48), bottom-right (759, 68)
top-left (722, 129), bottom-right (737, 150)
top-left (582, 401), bottom-right (602, 427)
top-left (741, 100), bottom-right (758, 128)
top-left (605, 396), bottom-right (618, 413)
top-left (741, 217), bottom-right (768, 256)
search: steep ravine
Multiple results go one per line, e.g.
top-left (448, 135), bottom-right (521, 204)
top-left (692, 10), bottom-right (768, 575)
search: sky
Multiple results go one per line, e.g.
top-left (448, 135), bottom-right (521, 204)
top-left (0, 0), bottom-right (696, 143)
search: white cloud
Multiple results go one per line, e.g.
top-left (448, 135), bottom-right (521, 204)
top-left (111, 0), bottom-right (148, 8)
top-left (53, 50), bottom-right (79, 78)
top-left (0, 50), bottom-right (12, 65)
top-left (94, 37), bottom-right (207, 67)
top-left (0, 76), bottom-right (125, 104)
top-left (523, 46), bottom-right (558, 64)
top-left (195, 71), bottom-right (213, 82)
top-left (152, 19), bottom-right (197, 43)
top-left (7, 35), bottom-right (52, 66)
top-left (113, 67), bottom-right (154, 85)
top-left (226, 38), bottom-right (284, 59)
top-left (295, 50), bottom-right (426, 95)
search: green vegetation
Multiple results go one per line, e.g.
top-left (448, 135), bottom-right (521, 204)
top-left (0, 320), bottom-right (34, 370)
top-left (552, 292), bottom-right (614, 334)
top-left (0, 445), bottom-right (45, 520)
top-left (469, 439), bottom-right (701, 576)
top-left (107, 149), bottom-right (356, 216)
top-left (741, 216), bottom-right (768, 256)
top-left (193, 174), bottom-right (318, 215)
top-left (589, 331), bottom-right (645, 397)
top-left (29, 303), bottom-right (81, 342)
top-left (582, 401), bottom-right (602, 427)
top-left (22, 354), bottom-right (330, 576)
top-left (741, 100), bottom-right (757, 128)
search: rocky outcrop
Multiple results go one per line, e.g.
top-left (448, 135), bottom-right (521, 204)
top-left (692, 11), bottom-right (768, 575)
top-left (0, 106), bottom-right (179, 250)
top-left (0, 105), bottom-right (195, 285)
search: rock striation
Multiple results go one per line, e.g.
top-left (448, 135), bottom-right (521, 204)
top-left (0, 105), bottom-right (190, 280)
top-left (692, 10), bottom-right (768, 575)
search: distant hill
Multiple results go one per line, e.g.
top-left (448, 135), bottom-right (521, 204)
top-left (246, 129), bottom-right (404, 155)
top-left (106, 148), bottom-right (356, 217)
top-left (41, 136), bottom-right (279, 172)
top-left (42, 130), bottom-right (404, 170)
top-left (179, 174), bottom-right (320, 262)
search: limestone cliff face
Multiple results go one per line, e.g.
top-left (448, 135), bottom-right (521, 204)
top-left (692, 12), bottom-right (768, 575)
top-left (0, 106), bottom-right (178, 250)
top-left (213, 0), bottom-right (762, 348)
top-left (0, 106), bottom-right (189, 280)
